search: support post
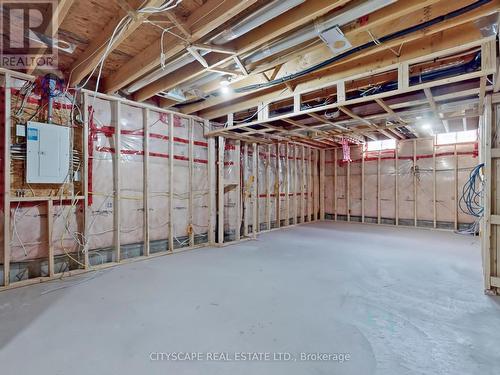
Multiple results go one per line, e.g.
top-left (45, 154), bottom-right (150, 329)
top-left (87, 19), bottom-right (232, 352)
top-left (320, 149), bottom-right (325, 220)
top-left (188, 118), bottom-right (194, 246)
top-left (285, 143), bottom-right (290, 225)
top-left (301, 145), bottom-right (306, 223)
top-left (347, 158), bottom-right (351, 222)
top-left (395, 142), bottom-right (399, 226)
top-left (454, 142), bottom-right (459, 231)
top-left (206, 121), bottom-right (215, 245)
top-left (217, 136), bottom-right (225, 244)
top-left (293, 145), bottom-right (298, 224)
top-left (143, 108), bottom-right (150, 256)
top-left (481, 95), bottom-right (492, 291)
top-left (266, 144), bottom-right (271, 230)
top-left (361, 146), bottom-right (365, 223)
top-left (413, 139), bottom-right (417, 227)
top-left (47, 199), bottom-right (54, 277)
top-left (252, 143), bottom-right (258, 237)
top-left (82, 92), bottom-right (90, 269)
top-left (308, 148), bottom-right (313, 221)
top-left (113, 100), bottom-right (121, 261)
top-left (433, 137), bottom-right (437, 229)
top-left (377, 150), bottom-right (381, 225)
top-left (334, 148), bottom-right (337, 221)
top-left (243, 142), bottom-right (249, 237)
top-left (235, 140), bottom-right (241, 241)
top-left (3, 73), bottom-right (11, 285)
top-left (169, 115), bottom-right (175, 250)
top-left (275, 143), bottom-right (280, 228)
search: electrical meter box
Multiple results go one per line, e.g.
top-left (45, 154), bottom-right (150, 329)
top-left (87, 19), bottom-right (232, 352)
top-left (26, 121), bottom-right (71, 184)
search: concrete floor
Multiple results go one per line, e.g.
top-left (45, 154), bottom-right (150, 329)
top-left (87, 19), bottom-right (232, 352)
top-left (1, 222), bottom-right (499, 375)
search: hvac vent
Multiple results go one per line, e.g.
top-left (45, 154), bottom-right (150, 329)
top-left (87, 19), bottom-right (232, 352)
top-left (318, 26), bottom-right (352, 55)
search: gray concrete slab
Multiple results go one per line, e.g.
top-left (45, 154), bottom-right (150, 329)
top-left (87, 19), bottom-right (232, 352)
top-left (0, 222), bottom-right (499, 375)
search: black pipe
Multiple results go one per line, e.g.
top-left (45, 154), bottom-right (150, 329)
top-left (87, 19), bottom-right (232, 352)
top-left (176, 0), bottom-right (492, 111)
top-left (233, 0), bottom-right (492, 94)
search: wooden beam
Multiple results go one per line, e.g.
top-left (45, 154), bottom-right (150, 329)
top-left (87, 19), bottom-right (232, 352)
top-left (169, 114), bottom-right (175, 251)
top-left (374, 98), bottom-right (407, 139)
top-left (143, 108), bottom-right (150, 256)
top-left (182, 0), bottom-right (476, 114)
top-left (3, 73), bottom-right (11, 286)
top-left (233, 56), bottom-right (249, 76)
top-left (424, 88), bottom-right (447, 132)
top-left (192, 43), bottom-right (235, 55)
top-left (308, 113), bottom-right (348, 131)
top-left (133, 0), bottom-right (351, 101)
top-left (189, 0), bottom-right (496, 117)
top-left (113, 100), bottom-right (122, 261)
top-left (166, 12), bottom-right (191, 38)
top-left (479, 76), bottom-right (487, 115)
top-left (104, 0), bottom-right (259, 93)
top-left (339, 106), bottom-right (393, 140)
top-left (26, 0), bottom-right (75, 74)
top-left (69, 0), bottom-right (165, 86)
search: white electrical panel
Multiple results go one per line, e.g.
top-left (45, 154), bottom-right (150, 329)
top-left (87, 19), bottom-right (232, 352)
top-left (26, 121), bottom-right (71, 184)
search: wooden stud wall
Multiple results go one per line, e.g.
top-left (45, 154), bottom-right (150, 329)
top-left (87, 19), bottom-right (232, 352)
top-left (0, 71), bottom-right (213, 291)
top-left (482, 94), bottom-right (500, 294)
top-left (326, 138), bottom-right (478, 231)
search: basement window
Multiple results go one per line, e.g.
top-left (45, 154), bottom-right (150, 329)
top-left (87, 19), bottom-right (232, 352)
top-left (366, 139), bottom-right (396, 152)
top-left (436, 130), bottom-right (477, 145)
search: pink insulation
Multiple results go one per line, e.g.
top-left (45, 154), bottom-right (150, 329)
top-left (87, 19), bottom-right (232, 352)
top-left (324, 139), bottom-right (478, 227)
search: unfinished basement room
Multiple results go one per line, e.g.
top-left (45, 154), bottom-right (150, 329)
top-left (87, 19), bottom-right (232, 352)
top-left (1, 0), bottom-right (500, 374)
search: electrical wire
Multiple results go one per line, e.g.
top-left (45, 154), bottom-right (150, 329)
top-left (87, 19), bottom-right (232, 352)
top-left (459, 163), bottom-right (484, 218)
top-left (224, 0), bottom-right (493, 95)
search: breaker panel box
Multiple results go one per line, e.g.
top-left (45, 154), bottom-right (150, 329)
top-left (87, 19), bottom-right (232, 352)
top-left (26, 121), bottom-right (71, 184)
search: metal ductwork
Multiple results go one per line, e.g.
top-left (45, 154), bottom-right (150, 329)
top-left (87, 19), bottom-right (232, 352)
top-left (243, 0), bottom-right (396, 65)
top-left (211, 0), bottom-right (306, 45)
top-left (183, 0), bottom-right (397, 98)
top-left (125, 0), bottom-right (305, 94)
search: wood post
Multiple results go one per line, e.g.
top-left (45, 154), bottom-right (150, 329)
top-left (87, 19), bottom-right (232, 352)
top-left (454, 142), bottom-right (459, 231)
top-left (361, 146), bottom-right (365, 223)
top-left (235, 140), bottom-right (241, 241)
top-left (243, 142), bottom-right (249, 237)
top-left (293, 145), bottom-right (298, 224)
top-left (334, 149), bottom-right (337, 221)
top-left (275, 143), bottom-right (280, 228)
top-left (347, 157), bottom-right (351, 222)
top-left (320, 149), bottom-right (325, 220)
top-left (169, 115), bottom-right (175, 250)
top-left (82, 92), bottom-right (90, 269)
top-left (413, 139), bottom-right (417, 227)
top-left (113, 100), bottom-right (121, 261)
top-left (217, 136), bottom-right (225, 244)
top-left (143, 108), bottom-right (150, 256)
top-left (377, 150), bottom-right (381, 224)
top-left (481, 95), bottom-right (492, 291)
top-left (395, 141), bottom-right (399, 226)
top-left (252, 143), bottom-right (258, 237)
top-left (206, 120), bottom-right (215, 245)
top-left (266, 144), bottom-right (271, 230)
top-left (188, 119), bottom-right (195, 246)
top-left (285, 143), bottom-right (290, 225)
top-left (433, 138), bottom-right (437, 229)
top-left (47, 200), bottom-right (54, 277)
top-left (301, 145), bottom-right (306, 223)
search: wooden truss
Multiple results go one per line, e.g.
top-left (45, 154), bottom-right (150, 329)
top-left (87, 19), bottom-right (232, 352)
top-left (204, 39), bottom-right (496, 146)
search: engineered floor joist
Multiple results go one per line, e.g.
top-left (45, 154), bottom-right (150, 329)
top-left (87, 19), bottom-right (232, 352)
top-left (0, 222), bottom-right (499, 375)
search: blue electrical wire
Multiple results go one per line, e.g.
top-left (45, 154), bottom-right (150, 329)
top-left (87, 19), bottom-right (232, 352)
top-left (459, 163), bottom-right (484, 218)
